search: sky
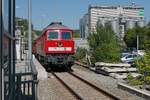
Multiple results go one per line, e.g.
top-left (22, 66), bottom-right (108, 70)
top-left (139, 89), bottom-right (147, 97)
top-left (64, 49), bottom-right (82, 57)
top-left (16, 0), bottom-right (150, 30)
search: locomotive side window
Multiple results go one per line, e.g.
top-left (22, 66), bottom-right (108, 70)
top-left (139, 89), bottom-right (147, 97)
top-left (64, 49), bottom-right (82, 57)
top-left (62, 32), bottom-right (71, 39)
top-left (48, 32), bottom-right (58, 39)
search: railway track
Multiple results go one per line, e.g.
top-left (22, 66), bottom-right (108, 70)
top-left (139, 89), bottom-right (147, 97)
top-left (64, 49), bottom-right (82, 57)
top-left (51, 71), bottom-right (120, 100)
top-left (51, 72), bottom-right (83, 100)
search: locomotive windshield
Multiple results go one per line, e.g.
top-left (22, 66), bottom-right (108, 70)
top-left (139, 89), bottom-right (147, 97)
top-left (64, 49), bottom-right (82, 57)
top-left (48, 32), bottom-right (58, 39)
top-left (61, 32), bottom-right (71, 39)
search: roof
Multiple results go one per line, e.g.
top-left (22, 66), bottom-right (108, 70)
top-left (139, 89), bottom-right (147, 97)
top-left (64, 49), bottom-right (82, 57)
top-left (45, 22), bottom-right (71, 30)
top-left (89, 4), bottom-right (144, 9)
top-left (35, 22), bottom-right (72, 40)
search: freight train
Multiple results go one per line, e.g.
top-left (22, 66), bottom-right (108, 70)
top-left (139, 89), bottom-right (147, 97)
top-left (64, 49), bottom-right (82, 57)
top-left (33, 22), bottom-right (75, 68)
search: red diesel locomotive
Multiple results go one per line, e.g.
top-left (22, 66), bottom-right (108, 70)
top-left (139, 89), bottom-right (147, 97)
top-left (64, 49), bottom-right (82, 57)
top-left (33, 22), bottom-right (74, 68)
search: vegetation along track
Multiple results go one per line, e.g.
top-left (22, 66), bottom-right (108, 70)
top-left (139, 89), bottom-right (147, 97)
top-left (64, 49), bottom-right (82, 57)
top-left (51, 71), bottom-right (120, 100)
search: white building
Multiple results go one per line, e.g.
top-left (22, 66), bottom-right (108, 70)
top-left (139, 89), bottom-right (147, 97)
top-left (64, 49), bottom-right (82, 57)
top-left (80, 14), bottom-right (89, 38)
top-left (80, 4), bottom-right (145, 40)
top-left (15, 27), bottom-right (21, 60)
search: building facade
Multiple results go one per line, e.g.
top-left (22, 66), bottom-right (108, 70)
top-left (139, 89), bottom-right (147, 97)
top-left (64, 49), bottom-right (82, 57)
top-left (0, 0), bottom-right (15, 100)
top-left (80, 4), bottom-right (145, 40)
top-left (80, 14), bottom-right (89, 38)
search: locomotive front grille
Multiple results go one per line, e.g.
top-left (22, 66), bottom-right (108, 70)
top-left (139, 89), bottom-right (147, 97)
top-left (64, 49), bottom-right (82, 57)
top-left (47, 55), bottom-right (67, 64)
top-left (57, 57), bottom-right (64, 62)
top-left (46, 54), bottom-right (74, 65)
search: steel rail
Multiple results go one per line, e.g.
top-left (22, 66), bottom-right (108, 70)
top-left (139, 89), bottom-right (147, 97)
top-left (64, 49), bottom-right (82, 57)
top-left (51, 72), bottom-right (83, 100)
top-left (68, 72), bottom-right (120, 100)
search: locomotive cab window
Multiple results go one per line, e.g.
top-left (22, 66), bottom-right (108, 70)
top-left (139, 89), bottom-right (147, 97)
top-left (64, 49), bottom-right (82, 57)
top-left (48, 32), bottom-right (58, 39)
top-left (62, 32), bottom-right (71, 39)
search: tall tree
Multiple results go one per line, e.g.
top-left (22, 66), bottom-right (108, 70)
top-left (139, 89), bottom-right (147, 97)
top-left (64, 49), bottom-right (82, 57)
top-left (88, 23), bottom-right (120, 63)
top-left (124, 25), bottom-right (150, 50)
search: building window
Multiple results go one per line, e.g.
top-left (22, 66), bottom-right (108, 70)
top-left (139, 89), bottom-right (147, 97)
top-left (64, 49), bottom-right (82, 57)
top-left (3, 0), bottom-right (9, 33)
top-left (61, 32), bottom-right (71, 39)
top-left (48, 32), bottom-right (58, 39)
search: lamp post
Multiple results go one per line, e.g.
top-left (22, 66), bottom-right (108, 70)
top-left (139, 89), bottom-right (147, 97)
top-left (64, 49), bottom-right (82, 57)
top-left (137, 35), bottom-right (139, 52)
top-left (28, 0), bottom-right (32, 66)
top-left (41, 14), bottom-right (46, 29)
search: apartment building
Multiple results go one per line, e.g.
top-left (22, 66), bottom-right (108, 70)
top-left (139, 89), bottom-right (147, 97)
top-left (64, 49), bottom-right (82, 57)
top-left (80, 4), bottom-right (145, 40)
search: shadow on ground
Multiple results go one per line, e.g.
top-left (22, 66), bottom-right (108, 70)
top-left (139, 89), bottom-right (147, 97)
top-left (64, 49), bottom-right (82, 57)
top-left (43, 64), bottom-right (74, 72)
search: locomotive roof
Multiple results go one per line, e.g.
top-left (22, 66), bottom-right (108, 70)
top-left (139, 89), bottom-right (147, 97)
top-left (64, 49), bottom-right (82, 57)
top-left (35, 22), bottom-right (72, 41)
top-left (45, 22), bottom-right (71, 30)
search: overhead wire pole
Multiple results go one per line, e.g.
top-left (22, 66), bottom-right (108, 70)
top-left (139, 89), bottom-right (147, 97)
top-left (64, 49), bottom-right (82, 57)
top-left (28, 0), bottom-right (32, 66)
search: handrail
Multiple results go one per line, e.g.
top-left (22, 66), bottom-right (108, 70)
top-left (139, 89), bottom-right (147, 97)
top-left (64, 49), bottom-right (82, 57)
top-left (4, 33), bottom-right (15, 40)
top-left (14, 60), bottom-right (38, 100)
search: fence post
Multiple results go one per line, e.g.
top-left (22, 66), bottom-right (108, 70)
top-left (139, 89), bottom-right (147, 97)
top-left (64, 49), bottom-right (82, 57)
top-left (143, 70), bottom-right (150, 90)
top-left (143, 71), bottom-right (146, 89)
top-left (31, 61), bottom-right (38, 100)
top-left (16, 74), bottom-right (22, 100)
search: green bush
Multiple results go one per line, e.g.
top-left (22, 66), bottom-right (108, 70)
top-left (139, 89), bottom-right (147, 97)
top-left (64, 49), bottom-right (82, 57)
top-left (87, 23), bottom-right (121, 63)
top-left (128, 50), bottom-right (150, 86)
top-left (74, 48), bottom-right (87, 60)
top-left (127, 73), bottom-right (144, 85)
top-left (136, 50), bottom-right (150, 74)
top-left (128, 78), bottom-right (143, 86)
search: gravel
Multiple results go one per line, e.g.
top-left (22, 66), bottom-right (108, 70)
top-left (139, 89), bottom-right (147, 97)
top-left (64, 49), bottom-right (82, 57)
top-left (38, 73), bottom-right (76, 100)
top-left (72, 64), bottom-right (146, 100)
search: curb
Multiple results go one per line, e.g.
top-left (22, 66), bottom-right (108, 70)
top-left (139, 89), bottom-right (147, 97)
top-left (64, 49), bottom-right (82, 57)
top-left (33, 58), bottom-right (48, 80)
top-left (118, 82), bottom-right (150, 99)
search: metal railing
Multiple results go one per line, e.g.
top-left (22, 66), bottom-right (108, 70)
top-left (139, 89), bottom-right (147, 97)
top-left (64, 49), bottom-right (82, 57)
top-left (15, 61), bottom-right (38, 100)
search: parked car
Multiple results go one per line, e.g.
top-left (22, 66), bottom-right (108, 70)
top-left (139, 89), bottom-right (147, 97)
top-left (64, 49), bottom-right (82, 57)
top-left (121, 52), bottom-right (131, 58)
top-left (137, 50), bottom-right (145, 56)
top-left (121, 53), bottom-right (142, 63)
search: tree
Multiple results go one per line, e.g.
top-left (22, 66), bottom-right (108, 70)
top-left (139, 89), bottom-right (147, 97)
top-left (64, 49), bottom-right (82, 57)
top-left (73, 30), bottom-right (80, 38)
top-left (16, 17), bottom-right (29, 34)
top-left (87, 23), bottom-right (121, 63)
top-left (16, 17), bottom-right (40, 42)
top-left (124, 24), bottom-right (150, 50)
top-left (125, 23), bottom-right (150, 86)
